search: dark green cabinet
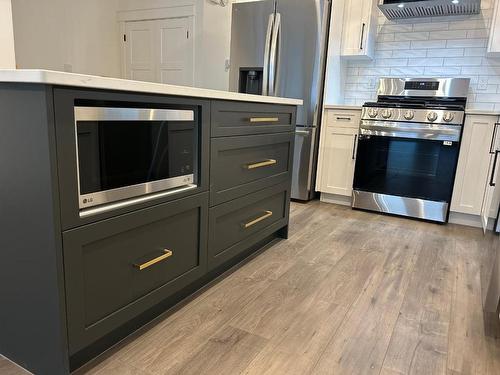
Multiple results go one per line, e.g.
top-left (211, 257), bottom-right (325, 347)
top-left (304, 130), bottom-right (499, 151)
top-left (211, 100), bottom-right (296, 137)
top-left (63, 193), bottom-right (208, 354)
top-left (210, 132), bottom-right (294, 206)
top-left (0, 83), bottom-right (296, 375)
top-left (208, 183), bottom-right (290, 270)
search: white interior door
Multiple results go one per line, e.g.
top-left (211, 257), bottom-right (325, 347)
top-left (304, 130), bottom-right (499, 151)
top-left (124, 20), bottom-right (156, 82)
top-left (157, 17), bottom-right (194, 86)
top-left (124, 17), bottom-right (194, 86)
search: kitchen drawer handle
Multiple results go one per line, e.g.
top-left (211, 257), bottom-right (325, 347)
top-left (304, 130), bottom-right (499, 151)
top-left (336, 117), bottom-right (352, 121)
top-left (249, 117), bottom-right (279, 123)
top-left (243, 210), bottom-right (273, 229)
top-left (134, 249), bottom-right (173, 271)
top-left (245, 159), bottom-right (277, 170)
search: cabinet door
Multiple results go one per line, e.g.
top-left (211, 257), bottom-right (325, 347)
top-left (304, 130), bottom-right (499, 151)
top-left (481, 123), bottom-right (500, 231)
top-left (317, 127), bottom-right (358, 196)
top-left (488, 0), bottom-right (500, 57)
top-left (451, 116), bottom-right (496, 215)
top-left (341, 0), bottom-right (376, 59)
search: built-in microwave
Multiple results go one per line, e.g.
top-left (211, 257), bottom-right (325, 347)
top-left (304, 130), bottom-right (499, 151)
top-left (75, 105), bottom-right (199, 212)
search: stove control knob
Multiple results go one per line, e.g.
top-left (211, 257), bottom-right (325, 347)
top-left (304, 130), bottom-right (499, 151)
top-left (403, 110), bottom-right (414, 120)
top-left (381, 109), bottom-right (393, 119)
top-left (427, 111), bottom-right (438, 122)
top-left (367, 108), bottom-right (378, 118)
top-left (443, 112), bottom-right (455, 122)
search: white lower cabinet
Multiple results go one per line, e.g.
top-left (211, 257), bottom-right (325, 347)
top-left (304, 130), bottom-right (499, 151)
top-left (451, 114), bottom-right (500, 231)
top-left (316, 108), bottom-right (361, 197)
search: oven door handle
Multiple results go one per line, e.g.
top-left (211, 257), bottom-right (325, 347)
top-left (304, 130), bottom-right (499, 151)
top-left (360, 120), bottom-right (461, 142)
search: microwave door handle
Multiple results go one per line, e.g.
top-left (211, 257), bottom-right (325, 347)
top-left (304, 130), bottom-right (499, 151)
top-left (262, 14), bottom-right (275, 96)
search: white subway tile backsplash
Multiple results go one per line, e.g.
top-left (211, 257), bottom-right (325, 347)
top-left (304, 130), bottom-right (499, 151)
top-left (443, 57), bottom-right (482, 66)
top-left (411, 40), bottom-right (447, 49)
top-left (429, 30), bottom-right (467, 40)
top-left (427, 48), bottom-right (464, 57)
top-left (343, 9), bottom-right (499, 108)
top-left (408, 57), bottom-right (443, 66)
top-left (376, 41), bottom-right (411, 50)
top-left (392, 49), bottom-right (427, 58)
top-left (446, 39), bottom-right (488, 48)
top-left (464, 47), bottom-right (488, 56)
top-left (412, 22), bottom-right (449, 32)
top-left (394, 32), bottom-right (430, 41)
top-left (375, 58), bottom-right (408, 67)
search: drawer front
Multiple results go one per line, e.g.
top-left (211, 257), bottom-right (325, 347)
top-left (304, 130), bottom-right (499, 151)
top-left (210, 132), bottom-right (294, 206)
top-left (209, 183), bottom-right (290, 270)
top-left (211, 100), bottom-right (296, 137)
top-left (326, 109), bottom-right (361, 129)
top-left (63, 193), bottom-right (208, 354)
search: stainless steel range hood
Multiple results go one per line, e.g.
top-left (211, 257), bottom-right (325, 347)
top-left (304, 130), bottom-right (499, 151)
top-left (378, 0), bottom-right (481, 20)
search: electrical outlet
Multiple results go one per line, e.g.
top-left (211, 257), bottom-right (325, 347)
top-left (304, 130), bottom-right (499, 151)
top-left (63, 64), bottom-right (73, 73)
top-left (478, 76), bottom-right (488, 90)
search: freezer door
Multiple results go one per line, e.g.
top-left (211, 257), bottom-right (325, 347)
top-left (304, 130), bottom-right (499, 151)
top-left (291, 126), bottom-right (317, 200)
top-left (229, 0), bottom-right (276, 93)
top-left (274, 0), bottom-right (331, 127)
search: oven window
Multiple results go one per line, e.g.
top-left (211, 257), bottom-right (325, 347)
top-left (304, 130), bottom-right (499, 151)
top-left (77, 120), bottom-right (196, 195)
top-left (353, 136), bottom-right (459, 202)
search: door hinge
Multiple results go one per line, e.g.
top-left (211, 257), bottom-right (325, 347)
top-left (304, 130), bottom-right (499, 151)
top-left (123, 34), bottom-right (127, 42)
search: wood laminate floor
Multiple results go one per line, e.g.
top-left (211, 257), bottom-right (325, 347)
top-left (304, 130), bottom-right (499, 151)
top-left (2, 201), bottom-right (500, 375)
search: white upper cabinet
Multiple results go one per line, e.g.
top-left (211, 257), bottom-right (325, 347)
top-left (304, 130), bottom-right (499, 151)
top-left (488, 0), bottom-right (500, 56)
top-left (451, 115), bottom-right (498, 216)
top-left (341, 0), bottom-right (377, 60)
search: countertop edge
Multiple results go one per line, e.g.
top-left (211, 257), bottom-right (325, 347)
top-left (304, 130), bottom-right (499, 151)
top-left (0, 69), bottom-right (303, 106)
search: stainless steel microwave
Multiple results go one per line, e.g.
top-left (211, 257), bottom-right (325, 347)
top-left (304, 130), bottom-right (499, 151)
top-left (74, 106), bottom-right (198, 212)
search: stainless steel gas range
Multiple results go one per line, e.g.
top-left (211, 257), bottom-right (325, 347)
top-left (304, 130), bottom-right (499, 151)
top-left (352, 77), bottom-right (470, 223)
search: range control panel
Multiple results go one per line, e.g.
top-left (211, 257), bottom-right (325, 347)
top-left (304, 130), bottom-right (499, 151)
top-left (404, 81), bottom-right (440, 91)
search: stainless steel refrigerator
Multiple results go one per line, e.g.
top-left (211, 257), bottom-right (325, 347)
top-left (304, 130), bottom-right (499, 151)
top-left (229, 0), bottom-right (331, 201)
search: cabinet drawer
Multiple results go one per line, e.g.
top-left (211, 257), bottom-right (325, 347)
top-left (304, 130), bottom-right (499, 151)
top-left (210, 132), bottom-right (293, 206)
top-left (326, 110), bottom-right (361, 128)
top-left (63, 193), bottom-right (208, 354)
top-left (211, 100), bottom-right (296, 137)
top-left (208, 183), bottom-right (290, 270)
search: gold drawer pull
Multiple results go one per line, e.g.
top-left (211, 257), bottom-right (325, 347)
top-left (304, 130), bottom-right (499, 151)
top-left (245, 159), bottom-right (277, 170)
top-left (134, 249), bottom-right (173, 271)
top-left (249, 117), bottom-right (279, 123)
top-left (243, 210), bottom-right (273, 229)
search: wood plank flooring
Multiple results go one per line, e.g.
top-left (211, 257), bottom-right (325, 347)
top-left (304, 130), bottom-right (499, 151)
top-left (2, 201), bottom-right (500, 375)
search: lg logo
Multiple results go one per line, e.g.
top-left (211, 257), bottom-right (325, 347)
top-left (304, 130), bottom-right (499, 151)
top-left (82, 197), bottom-right (94, 204)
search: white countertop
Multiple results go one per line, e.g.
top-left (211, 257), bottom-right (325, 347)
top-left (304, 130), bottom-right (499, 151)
top-left (324, 104), bottom-right (362, 111)
top-left (0, 70), bottom-right (303, 106)
top-left (324, 103), bottom-right (500, 117)
top-left (465, 109), bottom-right (500, 116)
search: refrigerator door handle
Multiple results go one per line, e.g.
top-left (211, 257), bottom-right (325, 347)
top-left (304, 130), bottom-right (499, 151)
top-left (269, 12), bottom-right (281, 96)
top-left (262, 14), bottom-right (275, 96)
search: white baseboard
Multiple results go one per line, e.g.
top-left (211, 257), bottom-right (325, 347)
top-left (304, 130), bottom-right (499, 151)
top-left (320, 193), bottom-right (352, 206)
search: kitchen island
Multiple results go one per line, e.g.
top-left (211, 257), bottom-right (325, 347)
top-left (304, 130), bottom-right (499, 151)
top-left (0, 70), bottom-right (302, 375)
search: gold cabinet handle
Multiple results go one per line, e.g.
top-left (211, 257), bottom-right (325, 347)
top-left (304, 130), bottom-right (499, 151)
top-left (245, 159), bottom-right (277, 170)
top-left (249, 117), bottom-right (279, 123)
top-left (243, 211), bottom-right (273, 229)
top-left (134, 249), bottom-right (173, 271)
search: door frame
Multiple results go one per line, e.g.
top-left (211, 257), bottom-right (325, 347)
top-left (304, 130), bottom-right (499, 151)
top-left (118, 5), bottom-right (195, 81)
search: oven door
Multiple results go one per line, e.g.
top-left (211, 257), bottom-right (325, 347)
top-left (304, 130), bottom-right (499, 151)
top-left (75, 106), bottom-right (198, 211)
top-left (353, 120), bottom-right (461, 209)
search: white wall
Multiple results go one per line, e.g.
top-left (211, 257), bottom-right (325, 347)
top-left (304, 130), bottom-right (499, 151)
top-left (11, 0), bottom-right (121, 77)
top-left (341, 0), bottom-right (500, 110)
top-left (0, 0), bottom-right (16, 68)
